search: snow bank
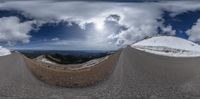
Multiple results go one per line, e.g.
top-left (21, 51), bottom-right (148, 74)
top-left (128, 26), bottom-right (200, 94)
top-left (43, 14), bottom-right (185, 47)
top-left (41, 58), bottom-right (56, 64)
top-left (131, 36), bottom-right (200, 57)
top-left (0, 46), bottom-right (11, 56)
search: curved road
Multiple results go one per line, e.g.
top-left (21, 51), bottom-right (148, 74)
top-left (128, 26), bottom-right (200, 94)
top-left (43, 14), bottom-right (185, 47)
top-left (0, 47), bottom-right (200, 98)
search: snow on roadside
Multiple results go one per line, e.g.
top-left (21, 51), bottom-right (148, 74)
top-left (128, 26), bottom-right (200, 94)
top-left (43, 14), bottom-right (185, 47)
top-left (81, 56), bottom-right (109, 68)
top-left (0, 46), bottom-right (11, 56)
top-left (41, 58), bottom-right (56, 64)
top-left (35, 55), bottom-right (56, 64)
top-left (131, 36), bottom-right (200, 57)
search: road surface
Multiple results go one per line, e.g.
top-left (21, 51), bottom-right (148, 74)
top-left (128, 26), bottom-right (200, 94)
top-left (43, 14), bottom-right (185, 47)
top-left (0, 47), bottom-right (200, 98)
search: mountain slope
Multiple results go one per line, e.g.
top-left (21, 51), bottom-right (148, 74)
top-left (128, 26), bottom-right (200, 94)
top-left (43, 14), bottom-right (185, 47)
top-left (132, 36), bottom-right (200, 57)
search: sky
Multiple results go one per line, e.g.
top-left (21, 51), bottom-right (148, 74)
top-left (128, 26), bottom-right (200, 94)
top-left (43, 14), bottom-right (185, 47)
top-left (0, 0), bottom-right (200, 50)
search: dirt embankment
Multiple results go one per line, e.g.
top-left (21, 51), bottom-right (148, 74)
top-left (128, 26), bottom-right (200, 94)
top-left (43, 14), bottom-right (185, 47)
top-left (24, 50), bottom-right (121, 87)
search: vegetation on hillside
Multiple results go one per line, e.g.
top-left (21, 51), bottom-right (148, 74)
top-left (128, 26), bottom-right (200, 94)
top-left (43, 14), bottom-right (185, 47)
top-left (45, 53), bottom-right (109, 64)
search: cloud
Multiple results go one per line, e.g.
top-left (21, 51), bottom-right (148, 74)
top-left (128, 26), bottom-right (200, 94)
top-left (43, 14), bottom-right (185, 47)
top-left (186, 18), bottom-right (200, 42)
top-left (158, 1), bottom-right (200, 16)
top-left (159, 24), bottom-right (176, 36)
top-left (51, 37), bottom-right (60, 41)
top-left (45, 39), bottom-right (118, 50)
top-left (162, 25), bottom-right (176, 35)
top-left (0, 1), bottom-right (200, 49)
top-left (0, 16), bottom-right (35, 45)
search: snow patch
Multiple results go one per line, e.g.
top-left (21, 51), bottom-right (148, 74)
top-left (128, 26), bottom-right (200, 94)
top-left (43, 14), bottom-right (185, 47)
top-left (131, 36), bottom-right (200, 57)
top-left (0, 46), bottom-right (11, 56)
top-left (36, 55), bottom-right (56, 64)
top-left (41, 58), bottom-right (56, 64)
top-left (81, 56), bottom-right (109, 68)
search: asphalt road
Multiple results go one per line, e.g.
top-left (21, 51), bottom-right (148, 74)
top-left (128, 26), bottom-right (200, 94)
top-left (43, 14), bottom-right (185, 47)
top-left (0, 47), bottom-right (200, 98)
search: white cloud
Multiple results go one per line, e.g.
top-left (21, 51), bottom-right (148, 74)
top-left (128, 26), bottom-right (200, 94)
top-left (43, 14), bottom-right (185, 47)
top-left (0, 16), bottom-right (35, 44)
top-left (51, 37), bottom-right (59, 41)
top-left (158, 1), bottom-right (200, 16)
top-left (159, 24), bottom-right (176, 36)
top-left (0, 1), bottom-right (200, 48)
top-left (186, 18), bottom-right (200, 42)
